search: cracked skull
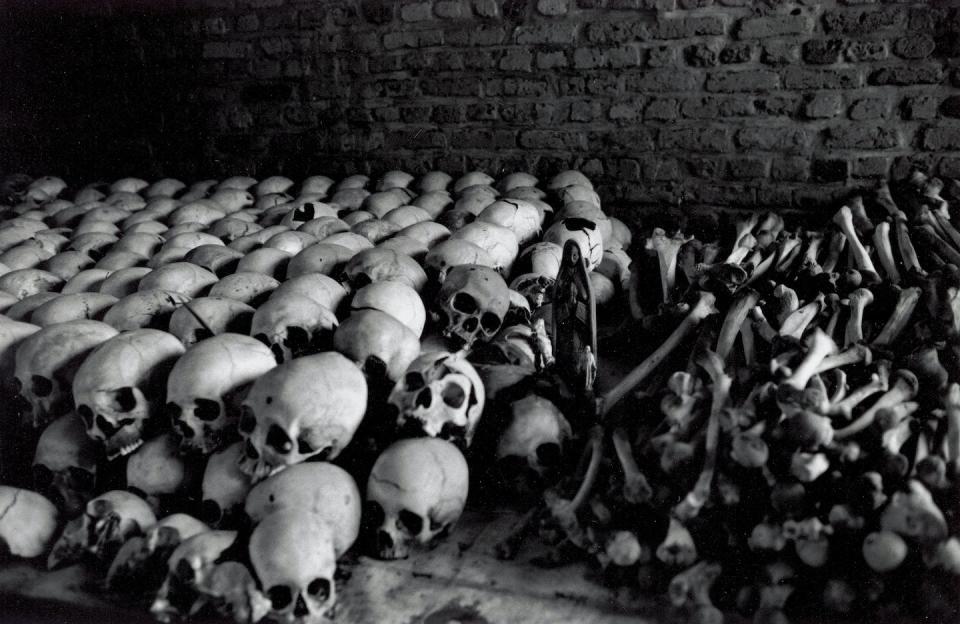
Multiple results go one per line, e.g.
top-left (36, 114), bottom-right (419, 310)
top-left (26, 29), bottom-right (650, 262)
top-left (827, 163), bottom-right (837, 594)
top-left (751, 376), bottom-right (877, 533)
top-left (433, 264), bottom-right (510, 347)
top-left (237, 352), bottom-right (367, 482)
top-left (73, 329), bottom-right (185, 460)
top-left (389, 351), bottom-right (485, 448)
top-left (166, 334), bottom-right (277, 454)
top-left (366, 438), bottom-right (469, 560)
top-left (14, 319), bottom-right (118, 429)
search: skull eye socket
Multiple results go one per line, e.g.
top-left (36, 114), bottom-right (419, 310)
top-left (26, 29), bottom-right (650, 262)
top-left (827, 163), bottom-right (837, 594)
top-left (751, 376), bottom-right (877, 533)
top-left (194, 399), bottom-right (221, 422)
top-left (77, 405), bottom-right (94, 429)
top-left (480, 312), bottom-right (501, 334)
top-left (398, 509), bottom-right (423, 536)
top-left (113, 387), bottom-right (137, 412)
top-left (405, 372), bottom-right (425, 391)
top-left (441, 383), bottom-right (465, 408)
top-left (307, 578), bottom-right (331, 601)
top-left (31, 375), bottom-right (54, 398)
top-left (67, 467), bottom-right (95, 492)
top-left (165, 402), bottom-right (183, 422)
top-left (239, 406), bottom-right (256, 434)
top-left (461, 317), bottom-right (478, 333)
top-left (536, 443), bottom-right (562, 467)
top-left (201, 499), bottom-right (223, 526)
top-left (175, 559), bottom-right (196, 584)
top-left (267, 585), bottom-right (293, 610)
top-left (364, 356), bottom-right (387, 379)
top-left (452, 292), bottom-right (477, 314)
top-left (266, 424), bottom-right (293, 454)
top-left (364, 501), bottom-right (386, 529)
top-left (33, 464), bottom-right (54, 490)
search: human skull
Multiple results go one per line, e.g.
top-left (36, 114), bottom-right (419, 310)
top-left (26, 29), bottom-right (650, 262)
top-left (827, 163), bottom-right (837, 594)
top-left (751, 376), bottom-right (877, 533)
top-left (297, 217), bottom-right (349, 239)
top-left (547, 170), bottom-right (593, 191)
top-left (30, 292), bottom-right (118, 326)
top-left (183, 244), bottom-right (244, 277)
top-left (279, 202), bottom-right (338, 229)
top-left (105, 513), bottom-right (209, 592)
top-left (73, 329), bottom-right (185, 459)
top-left (5, 292), bottom-right (59, 321)
top-left (543, 218), bottom-right (604, 272)
top-left (0, 486), bottom-right (59, 558)
top-left (96, 249), bottom-right (148, 271)
top-left (419, 171), bottom-right (453, 193)
top-left (383, 206), bottom-right (430, 229)
top-left (301, 175), bottom-right (335, 196)
top-left (238, 352), bottom-right (367, 481)
top-left (287, 243), bottom-right (353, 279)
top-left (138, 262), bottom-right (218, 297)
top-left (98, 266), bottom-right (152, 298)
top-left (249, 509), bottom-right (338, 624)
top-left (0, 268), bottom-right (64, 299)
top-left (200, 441), bottom-right (252, 528)
top-left (102, 289), bottom-right (191, 331)
top-left (423, 240), bottom-right (496, 284)
top-left (449, 222), bottom-right (519, 275)
top-left (333, 309), bottom-right (421, 386)
top-left (145, 178), bottom-right (186, 198)
top-left (167, 334), bottom-right (277, 454)
top-left (47, 489), bottom-right (157, 568)
top-left (398, 221), bottom-right (450, 248)
top-left (42, 250), bottom-right (95, 281)
top-left (208, 272), bottom-right (279, 306)
top-left (235, 247), bottom-right (291, 280)
top-left (518, 242), bottom-right (564, 280)
top-left (69, 232), bottom-right (119, 260)
top-left (62, 268), bottom-right (112, 294)
top-left (14, 319), bottom-right (119, 428)
top-left (33, 414), bottom-right (99, 516)
top-left (433, 264), bottom-right (510, 347)
top-left (151, 530), bottom-right (239, 621)
top-left (319, 232), bottom-right (374, 255)
top-left (389, 351), bottom-right (485, 448)
top-left (495, 394), bottom-right (572, 495)
top-left (342, 247), bottom-right (427, 292)
top-left (167, 297), bottom-right (256, 347)
top-left (477, 199), bottom-right (543, 246)
top-left (168, 201), bottom-right (226, 227)
top-left (366, 438), bottom-right (469, 560)
top-left (126, 433), bottom-right (197, 513)
top-left (270, 273), bottom-right (348, 312)
top-left (265, 230), bottom-right (318, 255)
top-left (209, 217), bottom-right (262, 242)
top-left (113, 232), bottom-right (165, 258)
top-left (351, 219), bottom-right (401, 244)
top-left (251, 293), bottom-right (339, 364)
top-left (350, 280), bottom-right (426, 336)
top-left (245, 463), bottom-right (361, 556)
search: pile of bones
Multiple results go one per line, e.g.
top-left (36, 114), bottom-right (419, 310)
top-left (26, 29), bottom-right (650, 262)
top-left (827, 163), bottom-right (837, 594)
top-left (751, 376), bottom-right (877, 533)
top-left (0, 167), bottom-right (956, 624)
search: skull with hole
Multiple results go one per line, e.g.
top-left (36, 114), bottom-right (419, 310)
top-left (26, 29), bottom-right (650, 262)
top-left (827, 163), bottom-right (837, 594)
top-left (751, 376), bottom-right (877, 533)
top-left (200, 441), bottom-right (252, 528)
top-left (237, 352), bottom-right (367, 482)
top-left (150, 530), bottom-right (239, 622)
top-left (102, 289), bottom-right (191, 331)
top-left (350, 280), bottom-right (426, 336)
top-left (342, 247), bottom-right (427, 293)
top-left (73, 329), bottom-right (185, 460)
top-left (14, 319), bottom-right (119, 428)
top-left (251, 293), bottom-right (339, 364)
top-left (245, 463), bottom-right (361, 557)
top-left (389, 351), bottom-right (485, 448)
top-left (105, 513), bottom-right (210, 593)
top-left (168, 297), bottom-right (256, 347)
top-left (48, 489), bottom-right (157, 569)
top-left (0, 486), bottom-right (59, 558)
top-left (249, 509), bottom-right (338, 624)
top-left (33, 414), bottom-right (99, 516)
top-left (366, 438), bottom-right (469, 560)
top-left (333, 309), bottom-right (421, 388)
top-left (543, 218), bottom-right (604, 272)
top-left (280, 202), bottom-right (338, 230)
top-left (167, 334), bottom-right (277, 455)
top-left (433, 264), bottom-right (510, 347)
top-left (495, 394), bottom-right (572, 497)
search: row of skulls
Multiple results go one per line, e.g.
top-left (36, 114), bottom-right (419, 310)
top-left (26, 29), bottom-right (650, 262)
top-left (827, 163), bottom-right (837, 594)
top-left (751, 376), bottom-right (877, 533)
top-left (0, 166), bottom-right (632, 623)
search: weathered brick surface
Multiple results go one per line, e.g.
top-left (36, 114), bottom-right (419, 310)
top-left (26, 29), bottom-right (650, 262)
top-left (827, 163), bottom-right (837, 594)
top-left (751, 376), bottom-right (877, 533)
top-left (4, 0), bottom-right (960, 214)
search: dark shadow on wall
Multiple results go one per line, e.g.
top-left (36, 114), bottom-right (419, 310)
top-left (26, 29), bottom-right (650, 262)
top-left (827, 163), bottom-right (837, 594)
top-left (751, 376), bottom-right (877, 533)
top-left (0, 1), bottom-right (209, 182)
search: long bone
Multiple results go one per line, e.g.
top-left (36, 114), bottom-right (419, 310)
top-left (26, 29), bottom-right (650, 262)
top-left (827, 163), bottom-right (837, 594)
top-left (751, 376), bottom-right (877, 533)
top-left (612, 428), bottom-right (651, 504)
top-left (844, 288), bottom-right (874, 347)
top-left (872, 222), bottom-right (901, 284)
top-left (815, 343), bottom-right (872, 374)
top-left (834, 370), bottom-right (919, 439)
top-left (830, 361), bottom-right (890, 419)
top-left (914, 224), bottom-right (960, 266)
top-left (602, 291), bottom-right (718, 419)
top-left (646, 228), bottom-right (691, 304)
top-left (871, 286), bottom-right (922, 348)
top-left (716, 288), bottom-right (760, 361)
top-left (833, 205), bottom-right (878, 278)
top-left (894, 216), bottom-right (925, 276)
top-left (820, 230), bottom-right (846, 274)
top-left (779, 294), bottom-right (825, 340)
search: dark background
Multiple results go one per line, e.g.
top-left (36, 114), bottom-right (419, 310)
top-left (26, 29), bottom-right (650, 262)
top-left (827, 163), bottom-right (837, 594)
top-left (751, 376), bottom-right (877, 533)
top-left (4, 0), bottom-right (960, 215)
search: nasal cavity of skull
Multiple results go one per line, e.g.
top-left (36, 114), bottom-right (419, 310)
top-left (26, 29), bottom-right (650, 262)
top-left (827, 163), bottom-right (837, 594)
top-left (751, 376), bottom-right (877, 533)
top-left (239, 406), bottom-right (256, 433)
top-left (266, 424), bottom-right (293, 454)
top-left (536, 443), bottom-right (562, 467)
top-left (194, 398), bottom-right (221, 421)
top-left (174, 419), bottom-right (195, 442)
top-left (398, 509), bottom-right (423, 536)
top-left (31, 375), bottom-right (54, 397)
top-left (201, 499), bottom-right (222, 525)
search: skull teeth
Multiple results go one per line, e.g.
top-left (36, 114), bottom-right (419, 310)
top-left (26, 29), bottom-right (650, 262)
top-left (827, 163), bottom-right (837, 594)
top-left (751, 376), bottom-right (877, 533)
top-left (108, 439), bottom-right (144, 460)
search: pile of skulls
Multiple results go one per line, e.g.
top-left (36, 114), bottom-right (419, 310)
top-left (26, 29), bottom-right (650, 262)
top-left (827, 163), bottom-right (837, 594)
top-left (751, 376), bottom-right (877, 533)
top-left (0, 168), bottom-right (634, 623)
top-left (496, 171), bottom-right (960, 624)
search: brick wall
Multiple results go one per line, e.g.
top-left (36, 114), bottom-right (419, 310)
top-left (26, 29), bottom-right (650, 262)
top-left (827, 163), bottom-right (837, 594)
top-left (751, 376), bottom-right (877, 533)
top-left (4, 0), bottom-right (960, 216)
